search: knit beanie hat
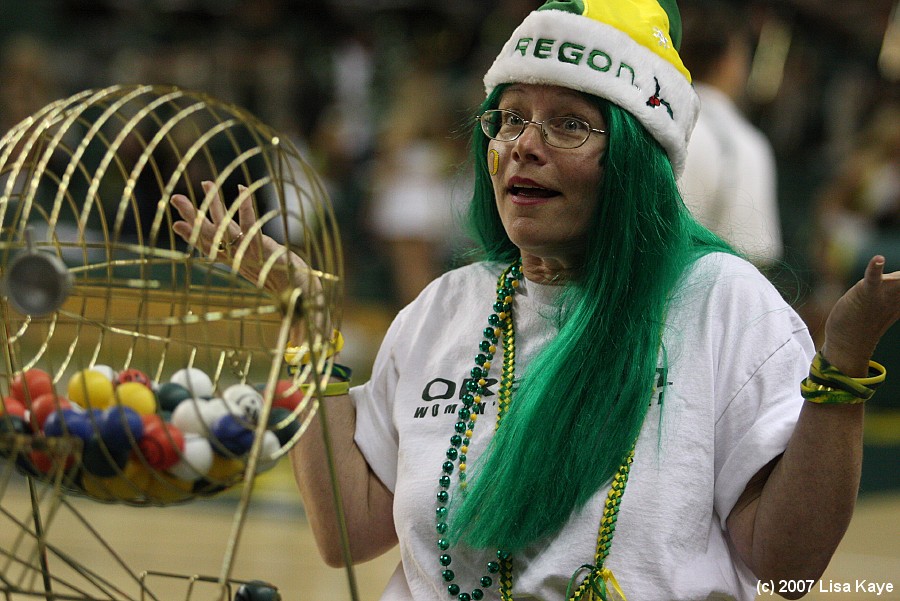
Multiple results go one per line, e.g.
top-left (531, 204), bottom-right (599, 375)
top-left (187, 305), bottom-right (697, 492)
top-left (483, 0), bottom-right (699, 175)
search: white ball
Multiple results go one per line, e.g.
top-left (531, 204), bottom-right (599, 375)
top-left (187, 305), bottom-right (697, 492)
top-left (226, 390), bottom-right (263, 426)
top-left (91, 364), bottom-right (118, 381)
top-left (200, 398), bottom-right (232, 427)
top-left (255, 431), bottom-right (282, 473)
top-left (222, 383), bottom-right (258, 403)
top-left (170, 398), bottom-right (208, 435)
top-left (168, 434), bottom-right (214, 480)
top-left (169, 368), bottom-right (214, 398)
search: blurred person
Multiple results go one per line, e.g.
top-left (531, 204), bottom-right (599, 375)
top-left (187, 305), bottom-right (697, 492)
top-left (679, 0), bottom-right (783, 266)
top-left (172, 1), bottom-right (900, 598)
top-left (0, 34), bottom-right (56, 132)
top-left (806, 100), bottom-right (900, 343)
top-left (368, 14), bottom-right (475, 307)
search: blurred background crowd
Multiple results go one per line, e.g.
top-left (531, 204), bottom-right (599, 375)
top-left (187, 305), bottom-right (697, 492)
top-left (2, 0), bottom-right (899, 452)
top-left (0, 0), bottom-right (898, 598)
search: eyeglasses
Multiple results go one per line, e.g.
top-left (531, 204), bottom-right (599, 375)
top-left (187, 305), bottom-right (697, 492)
top-left (477, 109), bottom-right (608, 149)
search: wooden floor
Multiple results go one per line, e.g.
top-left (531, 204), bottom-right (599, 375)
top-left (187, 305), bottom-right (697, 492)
top-left (0, 460), bottom-right (897, 601)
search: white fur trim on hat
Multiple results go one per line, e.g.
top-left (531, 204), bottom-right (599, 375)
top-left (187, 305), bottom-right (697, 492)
top-left (483, 9), bottom-right (699, 175)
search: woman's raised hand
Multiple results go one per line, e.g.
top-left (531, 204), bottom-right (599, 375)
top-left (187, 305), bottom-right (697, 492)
top-left (822, 255), bottom-right (900, 376)
top-left (171, 181), bottom-right (302, 295)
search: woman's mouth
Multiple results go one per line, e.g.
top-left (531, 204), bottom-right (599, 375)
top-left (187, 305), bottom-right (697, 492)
top-left (508, 178), bottom-right (559, 201)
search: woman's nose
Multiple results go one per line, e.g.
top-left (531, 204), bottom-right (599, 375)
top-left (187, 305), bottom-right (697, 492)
top-left (512, 121), bottom-right (548, 161)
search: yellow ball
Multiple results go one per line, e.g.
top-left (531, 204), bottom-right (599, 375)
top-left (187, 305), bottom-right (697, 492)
top-left (68, 369), bottom-right (115, 410)
top-left (114, 382), bottom-right (157, 415)
top-left (81, 470), bottom-right (142, 503)
top-left (124, 460), bottom-right (193, 504)
top-left (205, 454), bottom-right (245, 485)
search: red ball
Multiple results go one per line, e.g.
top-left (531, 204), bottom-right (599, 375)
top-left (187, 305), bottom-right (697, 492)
top-left (29, 394), bottom-right (72, 430)
top-left (141, 413), bottom-right (166, 429)
top-left (2, 396), bottom-right (27, 418)
top-left (272, 380), bottom-right (305, 412)
top-left (28, 449), bottom-right (76, 474)
top-left (117, 368), bottom-right (152, 388)
top-left (136, 421), bottom-right (185, 470)
top-left (11, 369), bottom-right (54, 407)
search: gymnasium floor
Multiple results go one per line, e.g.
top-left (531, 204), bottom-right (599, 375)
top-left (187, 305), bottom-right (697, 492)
top-left (0, 461), bottom-right (897, 601)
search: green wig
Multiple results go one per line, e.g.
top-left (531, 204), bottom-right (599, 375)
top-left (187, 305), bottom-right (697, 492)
top-left (451, 85), bottom-right (734, 552)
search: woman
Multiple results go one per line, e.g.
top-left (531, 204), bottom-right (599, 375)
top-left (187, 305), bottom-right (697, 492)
top-left (172, 1), bottom-right (900, 599)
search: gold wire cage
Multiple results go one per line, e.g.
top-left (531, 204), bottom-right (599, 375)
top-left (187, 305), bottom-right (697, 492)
top-left (0, 84), bottom-right (344, 600)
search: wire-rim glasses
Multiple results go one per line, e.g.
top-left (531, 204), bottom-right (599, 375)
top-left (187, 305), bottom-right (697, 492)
top-left (477, 109), bottom-right (608, 149)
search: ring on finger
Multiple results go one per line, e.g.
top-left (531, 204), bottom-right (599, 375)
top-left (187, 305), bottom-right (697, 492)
top-left (217, 230), bottom-right (244, 253)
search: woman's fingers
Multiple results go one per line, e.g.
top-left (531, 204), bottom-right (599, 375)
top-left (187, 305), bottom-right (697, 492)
top-left (864, 255), bottom-right (885, 285)
top-left (204, 180), bottom-right (227, 226)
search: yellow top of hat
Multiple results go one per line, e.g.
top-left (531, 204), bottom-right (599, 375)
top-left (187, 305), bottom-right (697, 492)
top-left (545, 0), bottom-right (691, 81)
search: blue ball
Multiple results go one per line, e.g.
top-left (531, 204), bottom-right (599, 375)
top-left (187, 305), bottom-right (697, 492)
top-left (233, 581), bottom-right (281, 601)
top-left (43, 409), bottom-right (93, 441)
top-left (267, 407), bottom-right (300, 447)
top-left (99, 406), bottom-right (144, 451)
top-left (81, 436), bottom-right (130, 477)
top-left (211, 414), bottom-right (254, 456)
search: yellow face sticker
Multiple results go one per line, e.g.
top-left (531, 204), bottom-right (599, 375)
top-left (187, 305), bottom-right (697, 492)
top-left (489, 148), bottom-right (500, 175)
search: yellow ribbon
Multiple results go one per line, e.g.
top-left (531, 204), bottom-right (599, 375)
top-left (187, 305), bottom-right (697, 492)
top-left (284, 329), bottom-right (344, 365)
top-left (567, 564), bottom-right (627, 601)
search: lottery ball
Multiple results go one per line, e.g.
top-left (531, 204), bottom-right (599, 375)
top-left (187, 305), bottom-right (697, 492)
top-left (272, 379), bottom-right (305, 412)
top-left (226, 391), bottom-right (263, 426)
top-left (98, 406), bottom-right (144, 451)
top-left (91, 364), bottom-right (118, 382)
top-left (171, 399), bottom-right (209, 435)
top-left (1, 396), bottom-right (27, 418)
top-left (168, 434), bottom-right (214, 480)
top-left (11, 369), bottom-right (54, 406)
top-left (267, 407), bottom-right (300, 446)
top-left (117, 368), bottom-right (152, 388)
top-left (255, 431), bottom-right (282, 473)
top-left (137, 421), bottom-right (185, 470)
top-left (0, 413), bottom-right (27, 435)
top-left (0, 415), bottom-right (28, 458)
top-left (200, 398), bottom-right (232, 427)
top-left (68, 369), bottom-right (115, 410)
top-left (234, 581), bottom-right (282, 601)
top-left (122, 460), bottom-right (193, 504)
top-left (29, 394), bottom-right (72, 430)
top-left (43, 408), bottom-right (93, 440)
top-left (80, 465), bottom-right (143, 502)
top-left (157, 382), bottom-right (192, 412)
top-left (82, 436), bottom-right (130, 477)
top-left (114, 382), bottom-right (157, 416)
top-left (202, 454), bottom-right (245, 486)
top-left (169, 368), bottom-right (214, 398)
top-left (211, 414), bottom-right (254, 456)
top-left (28, 450), bottom-right (57, 474)
top-left (222, 384), bottom-right (258, 404)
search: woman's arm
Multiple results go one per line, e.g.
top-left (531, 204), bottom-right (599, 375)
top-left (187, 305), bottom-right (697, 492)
top-left (289, 388), bottom-right (398, 567)
top-left (726, 255), bottom-right (900, 598)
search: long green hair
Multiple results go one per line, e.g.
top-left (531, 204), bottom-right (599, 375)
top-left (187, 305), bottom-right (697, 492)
top-left (451, 86), bottom-right (734, 552)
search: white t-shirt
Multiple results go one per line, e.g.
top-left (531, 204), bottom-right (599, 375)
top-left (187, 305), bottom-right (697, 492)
top-left (679, 84), bottom-right (783, 265)
top-left (352, 254), bottom-right (814, 601)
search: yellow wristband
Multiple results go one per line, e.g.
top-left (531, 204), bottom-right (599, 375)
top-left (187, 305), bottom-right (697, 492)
top-left (301, 380), bottom-right (350, 397)
top-left (284, 330), bottom-right (344, 365)
top-left (801, 352), bottom-right (887, 404)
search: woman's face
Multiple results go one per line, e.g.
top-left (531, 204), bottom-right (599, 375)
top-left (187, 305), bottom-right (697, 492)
top-left (489, 84), bottom-right (608, 266)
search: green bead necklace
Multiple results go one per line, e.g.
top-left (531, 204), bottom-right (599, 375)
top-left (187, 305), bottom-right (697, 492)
top-left (434, 260), bottom-right (634, 601)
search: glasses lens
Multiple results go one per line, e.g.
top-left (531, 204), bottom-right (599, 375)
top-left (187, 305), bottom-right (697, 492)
top-left (544, 117), bottom-right (590, 148)
top-left (481, 110), bottom-right (522, 141)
